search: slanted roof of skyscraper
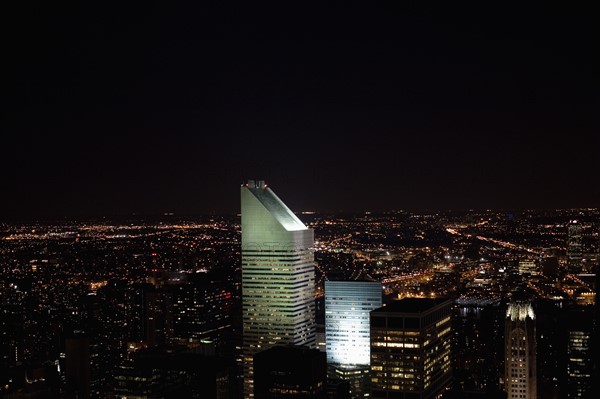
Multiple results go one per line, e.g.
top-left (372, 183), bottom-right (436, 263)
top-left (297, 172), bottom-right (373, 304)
top-left (246, 180), bottom-right (307, 231)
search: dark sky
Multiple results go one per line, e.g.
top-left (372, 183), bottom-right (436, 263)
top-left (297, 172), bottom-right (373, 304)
top-left (4, 2), bottom-right (599, 219)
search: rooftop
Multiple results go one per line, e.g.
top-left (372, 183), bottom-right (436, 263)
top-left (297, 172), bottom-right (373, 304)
top-left (245, 180), bottom-right (307, 231)
top-left (372, 298), bottom-right (451, 314)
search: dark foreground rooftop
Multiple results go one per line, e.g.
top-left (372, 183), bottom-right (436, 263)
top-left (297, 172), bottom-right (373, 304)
top-left (373, 298), bottom-right (451, 314)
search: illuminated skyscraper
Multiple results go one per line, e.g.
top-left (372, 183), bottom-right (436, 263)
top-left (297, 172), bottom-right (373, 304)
top-left (241, 180), bottom-right (316, 398)
top-left (325, 280), bottom-right (382, 398)
top-left (567, 220), bottom-right (583, 274)
top-left (370, 298), bottom-right (452, 399)
top-left (504, 299), bottom-right (536, 399)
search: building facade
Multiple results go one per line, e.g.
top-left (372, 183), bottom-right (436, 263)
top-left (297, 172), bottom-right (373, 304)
top-left (564, 306), bottom-right (593, 398)
top-left (504, 299), bottom-right (536, 399)
top-left (241, 180), bottom-right (316, 398)
top-left (325, 280), bottom-right (382, 398)
top-left (567, 220), bottom-right (583, 274)
top-left (370, 298), bottom-right (452, 399)
top-left (172, 274), bottom-right (233, 351)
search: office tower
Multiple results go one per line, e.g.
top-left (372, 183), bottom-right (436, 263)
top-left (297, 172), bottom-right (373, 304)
top-left (370, 298), bottom-right (452, 399)
top-left (145, 286), bottom-right (174, 346)
top-left (325, 280), bottom-right (382, 398)
top-left (253, 346), bottom-right (326, 399)
top-left (172, 273), bottom-right (233, 352)
top-left (504, 299), bottom-right (536, 399)
top-left (65, 334), bottom-right (91, 399)
top-left (563, 306), bottom-right (593, 398)
top-left (124, 283), bottom-right (147, 341)
top-left (241, 180), bottom-right (316, 398)
top-left (453, 297), bottom-right (504, 395)
top-left (567, 220), bottom-right (583, 274)
top-left (535, 300), bottom-right (562, 398)
top-left (0, 304), bottom-right (25, 369)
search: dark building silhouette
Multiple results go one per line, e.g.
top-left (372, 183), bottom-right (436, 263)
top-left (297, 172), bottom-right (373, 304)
top-left (1, 361), bottom-right (60, 398)
top-left (144, 286), bottom-right (174, 346)
top-left (172, 273), bottom-right (233, 351)
top-left (1, 304), bottom-right (25, 370)
top-left (452, 298), bottom-right (503, 396)
top-left (536, 300), bottom-right (562, 399)
top-left (124, 283), bottom-right (147, 341)
top-left (253, 346), bottom-right (327, 399)
top-left (563, 305), bottom-right (594, 398)
top-left (327, 380), bottom-right (351, 399)
top-left (114, 345), bottom-right (229, 398)
top-left (1, 303), bottom-right (26, 396)
top-left (65, 334), bottom-right (91, 399)
top-left (536, 301), bottom-right (595, 398)
top-left (540, 257), bottom-right (560, 278)
top-left (370, 298), bottom-right (452, 399)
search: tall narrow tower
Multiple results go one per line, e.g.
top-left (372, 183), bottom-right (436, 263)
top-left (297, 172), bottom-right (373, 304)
top-left (241, 180), bottom-right (316, 398)
top-left (505, 299), bottom-right (537, 399)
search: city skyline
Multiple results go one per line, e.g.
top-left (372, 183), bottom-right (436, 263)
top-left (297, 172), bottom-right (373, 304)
top-left (3, 3), bottom-right (599, 219)
top-left (1, 191), bottom-right (598, 397)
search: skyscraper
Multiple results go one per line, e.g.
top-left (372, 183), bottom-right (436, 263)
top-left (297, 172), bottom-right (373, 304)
top-left (241, 180), bottom-right (316, 398)
top-left (563, 306), bottom-right (593, 398)
top-left (144, 286), bottom-right (174, 346)
top-left (567, 220), bottom-right (583, 274)
top-left (325, 280), bottom-right (382, 398)
top-left (370, 298), bottom-right (452, 399)
top-left (65, 334), bottom-right (91, 399)
top-left (172, 273), bottom-right (233, 351)
top-left (504, 299), bottom-right (536, 399)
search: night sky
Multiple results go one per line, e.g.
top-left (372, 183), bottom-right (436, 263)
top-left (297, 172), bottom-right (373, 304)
top-left (4, 2), bottom-right (599, 219)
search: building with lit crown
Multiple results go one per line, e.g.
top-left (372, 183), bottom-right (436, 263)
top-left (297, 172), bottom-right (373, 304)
top-left (504, 299), bottom-right (536, 399)
top-left (370, 298), bottom-right (452, 399)
top-left (241, 180), bottom-right (316, 398)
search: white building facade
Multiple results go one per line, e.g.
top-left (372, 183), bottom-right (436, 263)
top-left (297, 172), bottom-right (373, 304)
top-left (241, 180), bottom-right (316, 398)
top-left (325, 280), bottom-right (382, 398)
